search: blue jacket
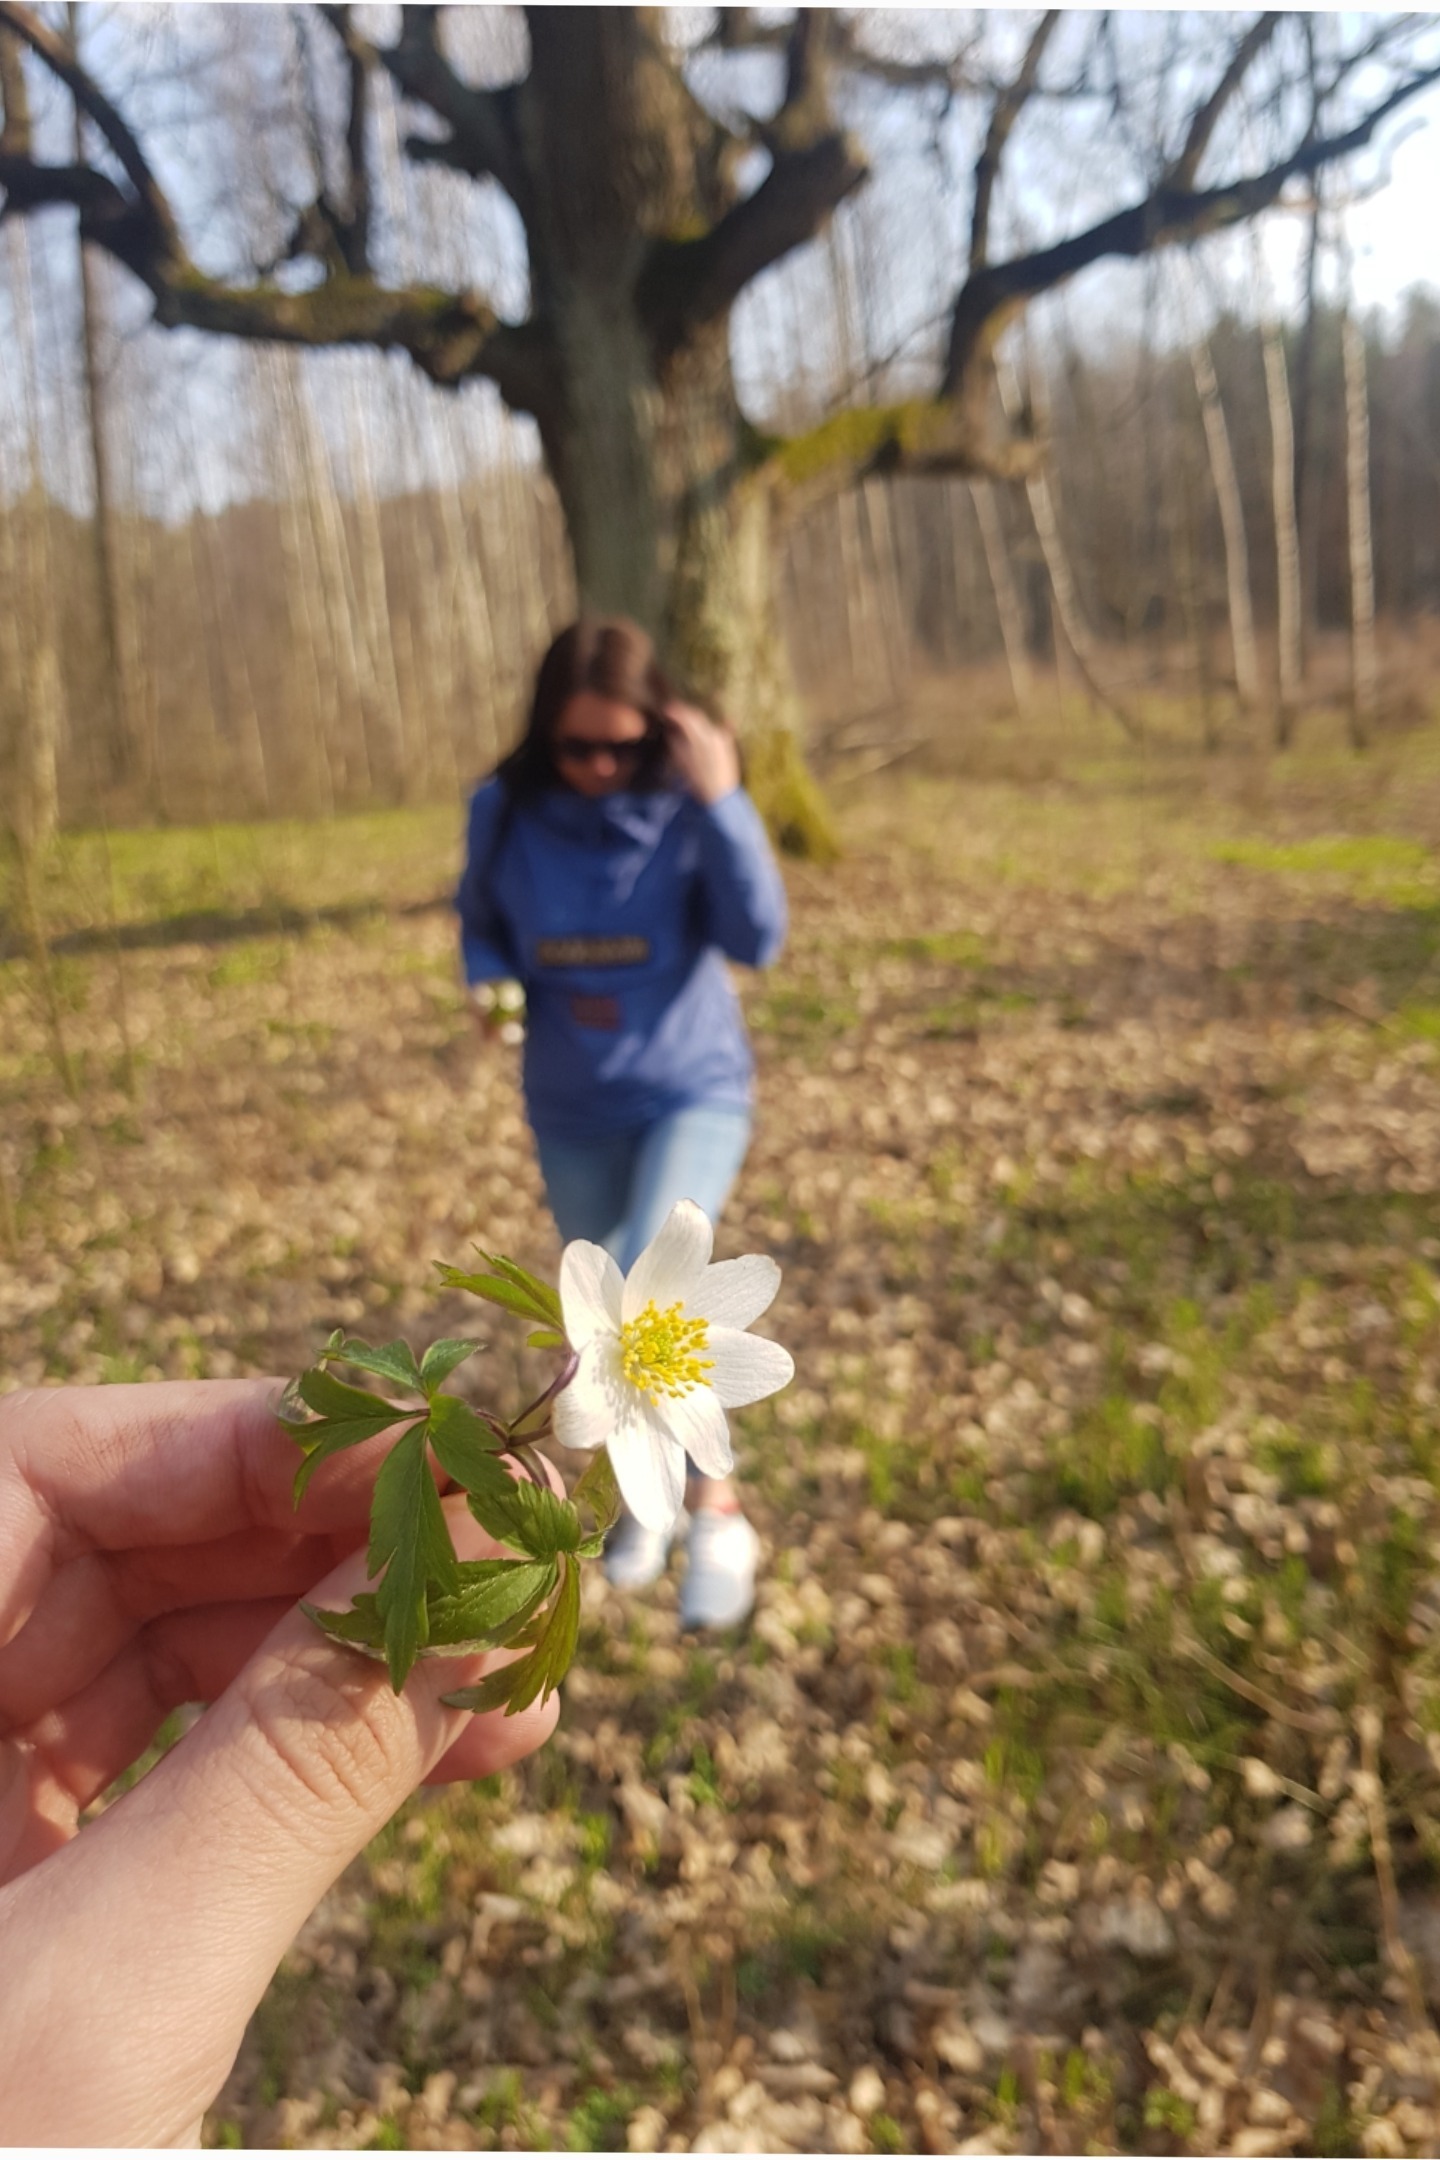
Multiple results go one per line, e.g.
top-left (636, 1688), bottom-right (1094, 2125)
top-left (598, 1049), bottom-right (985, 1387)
top-left (455, 779), bottom-right (787, 1140)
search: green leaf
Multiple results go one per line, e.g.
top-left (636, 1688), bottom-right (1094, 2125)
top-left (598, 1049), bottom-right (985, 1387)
top-left (442, 1555), bottom-right (580, 1717)
top-left (332, 1336), bottom-right (423, 1393)
top-left (571, 1448), bottom-right (621, 1536)
top-left (426, 1558), bottom-right (557, 1649)
top-left (427, 1393), bottom-right (508, 1489)
top-left (479, 1254), bottom-right (564, 1327)
top-left (420, 1337), bottom-right (485, 1393)
top-left (526, 1329), bottom-right (566, 1350)
top-left (437, 1266), bottom-right (555, 1326)
top-left (442, 1661), bottom-right (531, 1717)
top-left (370, 1422), bottom-right (460, 1690)
top-left (280, 1368), bottom-right (420, 1502)
top-left (301, 1594), bottom-right (387, 1652)
top-left (463, 1462), bottom-right (582, 1559)
top-left (577, 1532), bottom-right (605, 1561)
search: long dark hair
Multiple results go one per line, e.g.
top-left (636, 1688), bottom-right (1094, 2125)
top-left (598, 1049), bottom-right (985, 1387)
top-left (495, 618), bottom-right (676, 799)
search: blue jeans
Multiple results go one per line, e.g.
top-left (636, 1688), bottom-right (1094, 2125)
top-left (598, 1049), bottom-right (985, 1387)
top-left (535, 1104), bottom-right (752, 1272)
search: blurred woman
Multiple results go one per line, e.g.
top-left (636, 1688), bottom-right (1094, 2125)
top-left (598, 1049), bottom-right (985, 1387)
top-left (455, 618), bottom-right (787, 1628)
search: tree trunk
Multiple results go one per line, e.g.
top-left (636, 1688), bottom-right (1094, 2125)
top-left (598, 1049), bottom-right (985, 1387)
top-left (1248, 219), bottom-right (1305, 750)
top-left (1261, 311), bottom-right (1304, 748)
top-left (515, 12), bottom-right (835, 855)
top-left (2, 216), bottom-right (74, 1095)
top-left (968, 479), bottom-right (1034, 720)
top-left (1188, 322), bottom-right (1261, 716)
top-left (68, 0), bottom-right (138, 798)
top-left (998, 349), bottom-right (1141, 741)
top-left (1292, 184), bottom-right (1324, 679)
top-left (1342, 300), bottom-right (1379, 750)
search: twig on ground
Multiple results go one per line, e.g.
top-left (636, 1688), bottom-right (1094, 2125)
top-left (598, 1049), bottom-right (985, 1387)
top-left (1357, 1703), bottom-right (1440, 2077)
top-left (1176, 1635), bottom-right (1338, 1735)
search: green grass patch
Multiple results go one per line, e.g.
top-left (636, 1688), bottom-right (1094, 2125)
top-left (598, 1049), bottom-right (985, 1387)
top-left (1211, 833), bottom-right (1436, 901)
top-left (11, 807), bottom-right (459, 941)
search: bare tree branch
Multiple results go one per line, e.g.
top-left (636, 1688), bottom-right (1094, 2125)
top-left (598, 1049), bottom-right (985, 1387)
top-left (0, 0), bottom-right (556, 411)
top-left (151, 275), bottom-right (552, 406)
top-left (642, 9), bottom-right (866, 360)
top-left (0, 21), bottom-right (31, 155)
top-left (970, 10), bottom-right (1060, 274)
top-left (377, 4), bottom-right (526, 208)
top-left (640, 133), bottom-right (866, 360)
top-left (942, 54), bottom-right (1440, 402)
top-left (0, 0), bottom-right (180, 258)
top-left (318, 3), bottom-right (372, 274)
top-left (1166, 12), bottom-right (1281, 190)
top-left (704, 10), bottom-right (978, 98)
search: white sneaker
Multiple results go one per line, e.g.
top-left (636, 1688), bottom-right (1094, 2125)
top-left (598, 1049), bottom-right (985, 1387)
top-left (603, 1508), bottom-right (681, 1591)
top-left (679, 1509), bottom-right (760, 1631)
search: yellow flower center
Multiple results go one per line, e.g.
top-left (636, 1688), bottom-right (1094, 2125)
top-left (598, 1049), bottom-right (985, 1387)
top-left (619, 1299), bottom-right (714, 1403)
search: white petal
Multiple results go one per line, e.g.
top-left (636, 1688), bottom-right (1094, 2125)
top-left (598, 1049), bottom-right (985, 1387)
top-left (551, 1340), bottom-right (622, 1453)
top-left (707, 1328), bottom-right (795, 1408)
top-left (660, 1384), bottom-right (734, 1479)
top-left (695, 1254), bottom-right (780, 1331)
top-left (622, 1199), bottom-right (713, 1323)
top-left (607, 1398), bottom-right (688, 1531)
top-left (559, 1239), bottom-right (624, 1350)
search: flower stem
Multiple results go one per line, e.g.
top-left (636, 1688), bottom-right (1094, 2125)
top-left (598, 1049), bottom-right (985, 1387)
top-left (508, 1350), bottom-right (579, 1440)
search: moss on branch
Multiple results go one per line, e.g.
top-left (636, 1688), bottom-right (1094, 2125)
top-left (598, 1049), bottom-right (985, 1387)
top-left (750, 397), bottom-right (1040, 491)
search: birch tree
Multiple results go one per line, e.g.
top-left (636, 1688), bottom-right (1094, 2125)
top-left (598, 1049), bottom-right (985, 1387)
top-left (1182, 266), bottom-right (1261, 716)
top-left (1339, 229), bottom-right (1379, 750)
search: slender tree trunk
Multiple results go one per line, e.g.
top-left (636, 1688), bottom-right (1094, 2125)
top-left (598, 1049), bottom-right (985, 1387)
top-left (968, 479), bottom-right (1034, 719)
top-left (2, 218), bottom-right (74, 1095)
top-left (67, 1), bottom-right (138, 796)
top-left (1342, 294), bottom-right (1379, 750)
top-left (1172, 435), bottom-right (1220, 753)
top-left (1188, 319), bottom-right (1261, 716)
top-left (269, 355), bottom-right (337, 816)
top-left (998, 349), bottom-right (1141, 741)
top-left (296, 369), bottom-right (374, 801)
top-left (1251, 229), bottom-right (1304, 749)
top-left (1293, 185), bottom-right (1324, 678)
top-left (1261, 317), bottom-right (1304, 748)
top-left (342, 372), bottom-right (409, 800)
top-left (860, 479), bottom-right (911, 711)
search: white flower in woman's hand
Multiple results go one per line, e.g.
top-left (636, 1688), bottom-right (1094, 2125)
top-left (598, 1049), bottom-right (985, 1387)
top-left (552, 1201), bottom-right (794, 1532)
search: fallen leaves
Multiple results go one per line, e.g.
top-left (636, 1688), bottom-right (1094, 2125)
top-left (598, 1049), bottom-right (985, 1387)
top-left (8, 761), bottom-right (1440, 2150)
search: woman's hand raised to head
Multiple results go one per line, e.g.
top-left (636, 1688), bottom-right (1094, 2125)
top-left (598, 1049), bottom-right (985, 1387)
top-left (0, 1380), bottom-right (558, 2147)
top-left (661, 701), bottom-right (741, 808)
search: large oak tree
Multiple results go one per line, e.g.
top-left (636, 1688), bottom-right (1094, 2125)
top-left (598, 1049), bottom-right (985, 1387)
top-left (2, 6), bottom-right (1437, 840)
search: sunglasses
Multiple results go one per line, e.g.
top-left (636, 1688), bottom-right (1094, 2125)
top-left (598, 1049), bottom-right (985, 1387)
top-left (553, 735), bottom-right (650, 767)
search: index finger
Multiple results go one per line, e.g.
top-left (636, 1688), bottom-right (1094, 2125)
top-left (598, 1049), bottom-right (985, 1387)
top-left (0, 1381), bottom-right (389, 1639)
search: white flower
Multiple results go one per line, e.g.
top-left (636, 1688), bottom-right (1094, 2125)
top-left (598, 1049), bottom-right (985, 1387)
top-left (552, 1200), bottom-right (794, 1532)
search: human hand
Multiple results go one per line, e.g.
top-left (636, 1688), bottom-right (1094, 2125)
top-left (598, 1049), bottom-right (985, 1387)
top-left (0, 1380), bottom-right (558, 2146)
top-left (661, 700), bottom-right (741, 807)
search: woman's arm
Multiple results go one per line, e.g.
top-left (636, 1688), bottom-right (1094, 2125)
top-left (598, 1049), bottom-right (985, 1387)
top-left (692, 787), bottom-right (789, 969)
top-left (455, 781), bottom-right (522, 985)
top-left (662, 703), bottom-right (787, 968)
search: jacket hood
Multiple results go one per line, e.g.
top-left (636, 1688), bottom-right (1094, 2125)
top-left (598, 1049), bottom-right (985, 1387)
top-left (530, 786), bottom-right (686, 852)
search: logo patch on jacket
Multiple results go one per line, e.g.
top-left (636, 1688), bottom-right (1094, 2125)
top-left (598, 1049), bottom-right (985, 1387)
top-left (535, 935), bottom-right (651, 968)
top-left (570, 994), bottom-right (622, 1031)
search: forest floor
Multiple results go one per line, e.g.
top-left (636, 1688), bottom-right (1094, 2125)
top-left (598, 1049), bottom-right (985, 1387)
top-left (8, 705), bottom-right (1440, 2154)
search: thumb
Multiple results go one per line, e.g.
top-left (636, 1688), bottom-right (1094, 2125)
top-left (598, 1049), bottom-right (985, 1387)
top-left (0, 1537), bottom-right (558, 2147)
